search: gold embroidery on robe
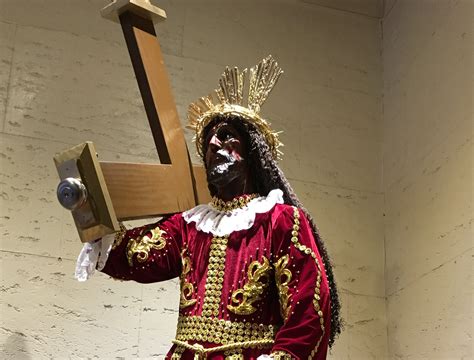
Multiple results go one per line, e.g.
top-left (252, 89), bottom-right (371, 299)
top-left (227, 256), bottom-right (271, 315)
top-left (202, 236), bottom-right (229, 317)
top-left (170, 345), bottom-right (184, 360)
top-left (180, 248), bottom-right (197, 309)
top-left (126, 227), bottom-right (166, 266)
top-left (224, 348), bottom-right (244, 360)
top-left (175, 315), bottom-right (277, 345)
top-left (274, 254), bottom-right (292, 321)
top-left (271, 350), bottom-right (293, 360)
top-left (225, 354), bottom-right (244, 360)
top-left (112, 222), bottom-right (127, 250)
top-left (290, 206), bottom-right (326, 358)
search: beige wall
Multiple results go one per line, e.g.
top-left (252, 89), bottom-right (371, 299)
top-left (1, 0), bottom-right (386, 358)
top-left (382, 0), bottom-right (473, 358)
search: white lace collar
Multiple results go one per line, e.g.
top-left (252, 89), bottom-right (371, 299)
top-left (183, 189), bottom-right (284, 236)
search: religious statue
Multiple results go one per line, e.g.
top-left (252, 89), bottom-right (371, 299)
top-left (75, 55), bottom-right (342, 359)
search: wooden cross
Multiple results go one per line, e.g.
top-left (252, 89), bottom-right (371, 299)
top-left (54, 0), bottom-right (211, 242)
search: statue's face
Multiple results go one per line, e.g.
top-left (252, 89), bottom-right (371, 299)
top-left (204, 121), bottom-right (248, 188)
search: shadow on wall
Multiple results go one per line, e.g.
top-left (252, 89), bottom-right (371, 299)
top-left (3, 333), bottom-right (32, 359)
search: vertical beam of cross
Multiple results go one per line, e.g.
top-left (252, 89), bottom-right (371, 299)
top-left (120, 12), bottom-right (174, 164)
top-left (98, 2), bottom-right (210, 220)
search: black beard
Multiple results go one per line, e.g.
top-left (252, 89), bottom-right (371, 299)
top-left (206, 151), bottom-right (244, 188)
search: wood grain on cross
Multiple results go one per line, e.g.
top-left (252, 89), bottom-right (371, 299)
top-left (100, 0), bottom-right (210, 218)
top-left (54, 0), bottom-right (210, 242)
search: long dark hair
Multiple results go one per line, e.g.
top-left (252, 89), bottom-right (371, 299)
top-left (202, 114), bottom-right (342, 347)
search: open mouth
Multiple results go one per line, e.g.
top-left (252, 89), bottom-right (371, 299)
top-left (210, 150), bottom-right (234, 166)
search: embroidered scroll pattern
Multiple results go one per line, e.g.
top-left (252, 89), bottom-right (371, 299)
top-left (180, 248), bottom-right (197, 309)
top-left (274, 254), bottom-right (292, 322)
top-left (290, 206), bottom-right (325, 359)
top-left (126, 226), bottom-right (166, 266)
top-left (227, 256), bottom-right (271, 316)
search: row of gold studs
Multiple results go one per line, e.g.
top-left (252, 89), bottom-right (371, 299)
top-left (201, 236), bottom-right (229, 317)
top-left (172, 338), bottom-right (274, 358)
top-left (175, 315), bottom-right (277, 345)
top-left (290, 207), bottom-right (325, 360)
top-left (210, 193), bottom-right (259, 212)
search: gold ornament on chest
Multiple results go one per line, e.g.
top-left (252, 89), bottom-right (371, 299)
top-left (227, 256), bottom-right (271, 315)
top-left (274, 254), bottom-right (292, 321)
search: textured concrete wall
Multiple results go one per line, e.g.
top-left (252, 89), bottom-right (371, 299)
top-left (382, 0), bottom-right (473, 358)
top-left (0, 0), bottom-right (385, 358)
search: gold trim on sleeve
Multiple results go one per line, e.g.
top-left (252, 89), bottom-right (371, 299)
top-left (126, 227), bottom-right (167, 266)
top-left (180, 248), bottom-right (197, 309)
top-left (274, 254), bottom-right (292, 322)
top-left (112, 222), bottom-right (127, 250)
top-left (290, 207), bottom-right (326, 359)
top-left (227, 256), bottom-right (271, 316)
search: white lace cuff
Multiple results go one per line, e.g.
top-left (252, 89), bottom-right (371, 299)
top-left (74, 233), bottom-right (115, 282)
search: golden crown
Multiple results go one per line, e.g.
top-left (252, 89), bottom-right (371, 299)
top-left (187, 55), bottom-right (284, 159)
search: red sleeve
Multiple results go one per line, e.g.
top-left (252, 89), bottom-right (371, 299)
top-left (100, 213), bottom-right (183, 283)
top-left (271, 205), bottom-right (331, 360)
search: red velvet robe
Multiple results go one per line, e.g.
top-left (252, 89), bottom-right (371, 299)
top-left (101, 203), bottom-right (330, 359)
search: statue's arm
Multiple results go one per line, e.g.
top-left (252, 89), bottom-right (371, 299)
top-left (270, 205), bottom-right (331, 359)
top-left (76, 213), bottom-right (183, 283)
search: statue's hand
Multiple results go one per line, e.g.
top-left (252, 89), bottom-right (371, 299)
top-left (75, 233), bottom-right (115, 282)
